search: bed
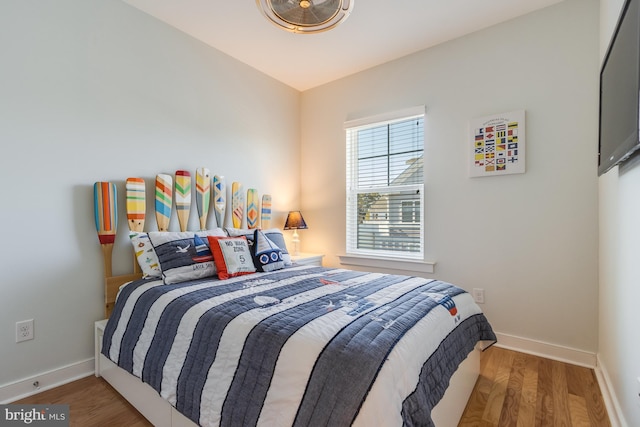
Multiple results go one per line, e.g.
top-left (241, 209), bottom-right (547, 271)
top-left (92, 177), bottom-right (496, 427)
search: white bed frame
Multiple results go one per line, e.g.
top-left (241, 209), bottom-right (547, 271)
top-left (95, 319), bottom-right (479, 427)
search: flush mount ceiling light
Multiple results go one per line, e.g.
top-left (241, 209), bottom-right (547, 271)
top-left (256, 0), bottom-right (354, 34)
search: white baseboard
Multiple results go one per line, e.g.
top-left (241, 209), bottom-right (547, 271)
top-left (0, 358), bottom-right (94, 404)
top-left (594, 354), bottom-right (628, 427)
top-left (494, 332), bottom-right (597, 368)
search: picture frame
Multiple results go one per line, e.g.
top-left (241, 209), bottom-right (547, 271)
top-left (469, 110), bottom-right (526, 177)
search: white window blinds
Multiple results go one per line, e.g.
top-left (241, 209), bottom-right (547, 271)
top-left (345, 107), bottom-right (425, 259)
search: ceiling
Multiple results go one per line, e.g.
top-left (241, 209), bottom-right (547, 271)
top-left (122, 0), bottom-right (564, 91)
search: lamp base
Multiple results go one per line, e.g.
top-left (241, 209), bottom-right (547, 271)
top-left (292, 229), bottom-right (300, 256)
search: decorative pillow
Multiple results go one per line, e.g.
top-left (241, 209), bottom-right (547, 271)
top-left (129, 232), bottom-right (161, 278)
top-left (261, 228), bottom-right (292, 266)
top-left (207, 235), bottom-right (256, 280)
top-left (252, 229), bottom-right (285, 272)
top-left (226, 228), bottom-right (292, 266)
top-left (225, 228), bottom-right (252, 237)
top-left (148, 229), bottom-right (226, 284)
top-left (225, 228), bottom-right (255, 249)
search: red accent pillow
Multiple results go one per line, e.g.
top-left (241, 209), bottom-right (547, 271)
top-left (207, 236), bottom-right (256, 280)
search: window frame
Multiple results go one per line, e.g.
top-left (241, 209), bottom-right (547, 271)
top-left (344, 106), bottom-right (425, 261)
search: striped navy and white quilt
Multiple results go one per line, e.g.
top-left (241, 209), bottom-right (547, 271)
top-left (102, 265), bottom-right (495, 427)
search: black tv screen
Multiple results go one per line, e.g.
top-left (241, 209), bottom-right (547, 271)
top-left (599, 0), bottom-right (640, 176)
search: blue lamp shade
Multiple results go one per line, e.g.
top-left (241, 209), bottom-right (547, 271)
top-left (283, 211), bottom-right (308, 230)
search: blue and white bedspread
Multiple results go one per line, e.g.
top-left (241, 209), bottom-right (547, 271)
top-left (102, 265), bottom-right (495, 427)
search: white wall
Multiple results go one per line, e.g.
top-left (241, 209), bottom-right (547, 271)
top-left (599, 0), bottom-right (640, 424)
top-left (301, 0), bottom-right (600, 355)
top-left (0, 0), bottom-right (300, 388)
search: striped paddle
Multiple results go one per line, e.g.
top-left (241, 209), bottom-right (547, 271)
top-left (125, 177), bottom-right (146, 274)
top-left (155, 174), bottom-right (172, 232)
top-left (125, 178), bottom-right (145, 232)
top-left (94, 181), bottom-right (117, 277)
top-left (261, 194), bottom-right (272, 229)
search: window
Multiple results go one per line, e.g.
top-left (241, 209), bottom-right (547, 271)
top-left (345, 107), bottom-right (425, 259)
top-left (401, 200), bottom-right (420, 223)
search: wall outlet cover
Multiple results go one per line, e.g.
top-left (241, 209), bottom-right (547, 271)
top-left (472, 288), bottom-right (485, 304)
top-left (16, 319), bottom-right (34, 343)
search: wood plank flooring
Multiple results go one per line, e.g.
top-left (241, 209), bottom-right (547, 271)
top-left (12, 346), bottom-right (609, 426)
top-left (459, 346), bottom-right (610, 427)
top-left (12, 375), bottom-right (151, 427)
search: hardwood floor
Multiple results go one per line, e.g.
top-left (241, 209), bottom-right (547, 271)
top-left (459, 346), bottom-right (610, 427)
top-left (12, 346), bottom-right (610, 427)
top-left (12, 375), bottom-right (151, 427)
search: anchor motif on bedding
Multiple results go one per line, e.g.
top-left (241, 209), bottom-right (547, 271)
top-left (322, 300), bottom-right (336, 311)
top-left (369, 307), bottom-right (397, 329)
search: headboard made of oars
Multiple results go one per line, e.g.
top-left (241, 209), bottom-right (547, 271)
top-left (94, 169), bottom-right (273, 318)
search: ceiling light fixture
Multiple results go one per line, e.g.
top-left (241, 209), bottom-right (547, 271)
top-left (256, 0), bottom-right (354, 34)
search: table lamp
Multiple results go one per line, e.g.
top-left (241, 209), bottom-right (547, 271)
top-left (283, 211), bottom-right (308, 256)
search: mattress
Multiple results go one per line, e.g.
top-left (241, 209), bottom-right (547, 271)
top-left (102, 265), bottom-right (495, 427)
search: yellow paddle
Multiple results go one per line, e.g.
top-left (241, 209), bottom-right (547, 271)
top-left (126, 178), bottom-right (145, 232)
top-left (232, 182), bottom-right (244, 228)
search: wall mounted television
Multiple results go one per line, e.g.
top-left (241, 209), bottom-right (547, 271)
top-left (599, 0), bottom-right (640, 176)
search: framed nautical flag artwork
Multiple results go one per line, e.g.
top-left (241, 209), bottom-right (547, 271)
top-left (469, 110), bottom-right (525, 177)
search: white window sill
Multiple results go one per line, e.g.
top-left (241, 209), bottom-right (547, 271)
top-left (337, 254), bottom-right (436, 274)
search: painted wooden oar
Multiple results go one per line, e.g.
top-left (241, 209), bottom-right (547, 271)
top-left (246, 188), bottom-right (259, 229)
top-left (231, 181), bottom-right (244, 228)
top-left (213, 175), bottom-right (226, 228)
top-left (94, 181), bottom-right (117, 278)
top-left (125, 178), bottom-right (145, 232)
top-left (175, 170), bottom-right (191, 232)
top-left (261, 194), bottom-right (272, 229)
top-left (196, 167), bottom-right (211, 230)
top-left (155, 174), bottom-right (173, 232)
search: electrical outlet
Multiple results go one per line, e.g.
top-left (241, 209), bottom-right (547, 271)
top-left (472, 288), bottom-right (485, 304)
top-left (16, 319), bottom-right (34, 343)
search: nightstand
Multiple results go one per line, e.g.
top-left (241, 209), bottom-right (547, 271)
top-left (291, 253), bottom-right (324, 267)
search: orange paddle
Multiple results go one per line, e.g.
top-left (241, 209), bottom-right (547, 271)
top-left (94, 181), bottom-right (117, 277)
top-left (247, 188), bottom-right (259, 229)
